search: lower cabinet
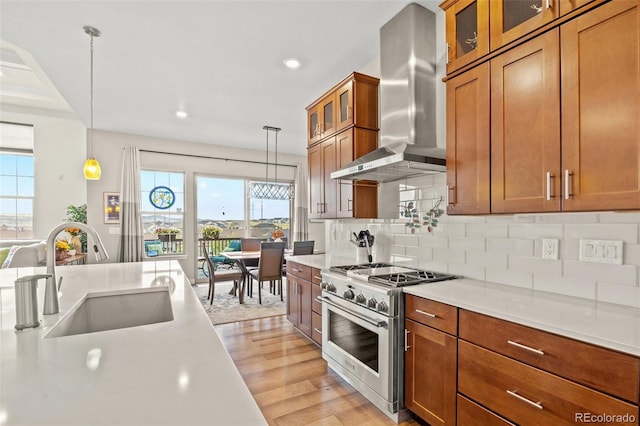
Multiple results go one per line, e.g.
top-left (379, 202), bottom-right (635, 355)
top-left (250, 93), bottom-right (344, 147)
top-left (286, 261), bottom-right (321, 345)
top-left (404, 295), bottom-right (640, 426)
top-left (404, 295), bottom-right (457, 426)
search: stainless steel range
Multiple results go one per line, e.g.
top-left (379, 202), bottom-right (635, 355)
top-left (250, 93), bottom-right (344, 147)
top-left (319, 262), bottom-right (456, 422)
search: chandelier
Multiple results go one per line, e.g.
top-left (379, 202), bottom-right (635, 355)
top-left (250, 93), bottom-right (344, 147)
top-left (250, 126), bottom-right (293, 200)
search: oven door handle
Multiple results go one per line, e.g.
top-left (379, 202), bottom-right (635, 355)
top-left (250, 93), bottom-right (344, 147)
top-left (318, 296), bottom-right (388, 328)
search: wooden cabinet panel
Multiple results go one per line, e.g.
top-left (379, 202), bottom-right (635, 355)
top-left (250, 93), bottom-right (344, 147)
top-left (311, 268), bottom-right (323, 285)
top-left (561, 0), bottom-right (640, 211)
top-left (446, 62), bottom-right (490, 214)
top-left (311, 283), bottom-right (321, 314)
top-left (405, 294), bottom-right (458, 335)
top-left (308, 143), bottom-right (323, 218)
top-left (459, 309), bottom-right (640, 402)
top-left (286, 274), bottom-right (299, 325)
top-left (287, 261), bottom-right (312, 281)
top-left (458, 340), bottom-right (639, 426)
top-left (405, 319), bottom-right (457, 426)
top-left (442, 0), bottom-right (490, 74)
top-left (559, 0), bottom-right (597, 16)
top-left (298, 279), bottom-right (312, 337)
top-left (457, 394), bottom-right (515, 426)
top-left (491, 29), bottom-right (561, 213)
top-left (308, 138), bottom-right (337, 219)
top-left (489, 0), bottom-right (559, 51)
top-left (311, 311), bottom-right (322, 345)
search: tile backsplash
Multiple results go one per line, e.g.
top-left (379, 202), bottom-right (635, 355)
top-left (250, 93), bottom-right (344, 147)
top-left (325, 174), bottom-right (640, 308)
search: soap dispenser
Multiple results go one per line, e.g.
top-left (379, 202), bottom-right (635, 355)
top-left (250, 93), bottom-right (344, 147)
top-left (14, 274), bottom-right (51, 331)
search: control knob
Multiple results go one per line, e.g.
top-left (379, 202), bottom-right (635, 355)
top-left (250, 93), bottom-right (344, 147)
top-left (376, 301), bottom-right (388, 313)
top-left (326, 283), bottom-right (336, 292)
top-left (343, 290), bottom-right (355, 300)
top-left (320, 282), bottom-right (328, 290)
top-left (367, 298), bottom-right (377, 309)
top-left (355, 294), bottom-right (366, 304)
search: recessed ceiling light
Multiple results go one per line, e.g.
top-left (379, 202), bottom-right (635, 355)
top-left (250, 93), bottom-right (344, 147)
top-left (175, 110), bottom-right (188, 119)
top-left (283, 58), bottom-right (301, 69)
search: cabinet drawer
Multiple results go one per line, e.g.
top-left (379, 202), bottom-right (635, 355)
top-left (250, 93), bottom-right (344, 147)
top-left (312, 312), bottom-right (322, 345)
top-left (312, 283), bottom-right (322, 314)
top-left (459, 310), bottom-right (640, 402)
top-left (311, 268), bottom-right (323, 285)
top-left (405, 295), bottom-right (457, 335)
top-left (458, 341), bottom-right (639, 426)
top-left (457, 394), bottom-right (514, 426)
top-left (287, 261), bottom-right (312, 281)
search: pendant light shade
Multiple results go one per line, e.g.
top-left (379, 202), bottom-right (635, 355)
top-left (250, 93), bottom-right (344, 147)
top-left (83, 25), bottom-right (101, 180)
top-left (83, 156), bottom-right (101, 180)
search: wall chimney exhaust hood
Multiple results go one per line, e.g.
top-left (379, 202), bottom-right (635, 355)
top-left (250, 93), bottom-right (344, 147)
top-left (331, 3), bottom-right (444, 183)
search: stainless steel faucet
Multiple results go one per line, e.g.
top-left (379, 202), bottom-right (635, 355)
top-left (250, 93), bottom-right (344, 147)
top-left (44, 222), bottom-right (109, 315)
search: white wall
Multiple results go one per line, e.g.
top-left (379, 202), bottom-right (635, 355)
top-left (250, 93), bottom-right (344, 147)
top-left (325, 174), bottom-right (640, 308)
top-left (88, 130), bottom-right (310, 282)
top-left (0, 107), bottom-right (87, 239)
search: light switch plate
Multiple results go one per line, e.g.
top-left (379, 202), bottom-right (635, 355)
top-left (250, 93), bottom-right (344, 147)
top-left (579, 239), bottom-right (623, 265)
top-left (542, 238), bottom-right (559, 260)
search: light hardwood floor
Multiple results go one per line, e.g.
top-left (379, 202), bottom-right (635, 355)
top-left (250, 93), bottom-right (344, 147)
top-left (215, 315), bottom-right (425, 426)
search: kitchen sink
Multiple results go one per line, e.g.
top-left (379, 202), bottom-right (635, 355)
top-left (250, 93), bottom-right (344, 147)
top-left (44, 287), bottom-right (174, 338)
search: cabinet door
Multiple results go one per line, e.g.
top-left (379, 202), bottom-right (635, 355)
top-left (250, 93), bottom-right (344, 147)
top-left (490, 0), bottom-right (558, 51)
top-left (320, 94), bottom-right (336, 139)
top-left (321, 137), bottom-right (337, 218)
top-left (446, 62), bottom-right (490, 214)
top-left (308, 143), bottom-right (323, 219)
top-left (307, 104), bottom-right (322, 145)
top-left (298, 279), bottom-right (312, 337)
top-left (559, 0), bottom-right (596, 16)
top-left (443, 0), bottom-right (490, 73)
top-left (491, 29), bottom-right (561, 213)
top-left (561, 0), bottom-right (640, 211)
top-left (336, 79), bottom-right (353, 132)
top-left (286, 274), bottom-right (299, 326)
top-left (336, 129), bottom-right (354, 217)
top-left (405, 319), bottom-right (457, 426)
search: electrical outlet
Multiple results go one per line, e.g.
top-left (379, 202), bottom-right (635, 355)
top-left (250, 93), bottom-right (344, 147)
top-left (542, 238), bottom-right (559, 260)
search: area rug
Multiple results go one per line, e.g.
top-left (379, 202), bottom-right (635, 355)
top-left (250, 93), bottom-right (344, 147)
top-left (194, 279), bottom-right (286, 325)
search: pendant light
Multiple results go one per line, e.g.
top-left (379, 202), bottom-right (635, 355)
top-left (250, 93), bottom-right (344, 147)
top-left (249, 126), bottom-right (293, 200)
top-left (83, 25), bottom-right (102, 180)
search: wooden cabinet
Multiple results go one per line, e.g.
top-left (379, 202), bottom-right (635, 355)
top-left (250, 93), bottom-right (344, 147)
top-left (442, 0), bottom-right (490, 74)
top-left (560, 0), bottom-right (640, 211)
top-left (489, 0), bottom-right (559, 51)
top-left (308, 137), bottom-right (337, 219)
top-left (445, 0), bottom-right (640, 214)
top-left (446, 62), bottom-right (490, 214)
top-left (307, 72), bottom-right (379, 219)
top-left (404, 295), bottom-right (457, 425)
top-left (458, 309), bottom-right (640, 425)
top-left (490, 29), bottom-right (561, 213)
top-left (286, 261), bottom-right (312, 338)
top-left (311, 268), bottom-right (323, 346)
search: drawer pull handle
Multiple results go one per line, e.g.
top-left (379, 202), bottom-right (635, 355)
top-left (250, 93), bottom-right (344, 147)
top-left (292, 268), bottom-right (301, 273)
top-left (313, 328), bottom-right (322, 334)
top-left (313, 275), bottom-right (322, 281)
top-left (415, 309), bottom-right (437, 318)
top-left (404, 329), bottom-right (411, 351)
top-left (506, 390), bottom-right (543, 410)
top-left (507, 340), bottom-right (545, 356)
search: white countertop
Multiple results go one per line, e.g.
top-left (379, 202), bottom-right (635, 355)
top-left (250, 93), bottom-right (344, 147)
top-left (286, 253), bottom-right (356, 270)
top-left (404, 278), bottom-right (640, 357)
top-left (0, 261), bottom-right (266, 426)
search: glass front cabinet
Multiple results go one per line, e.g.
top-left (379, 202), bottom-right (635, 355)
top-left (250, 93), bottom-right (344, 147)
top-left (443, 0), bottom-right (489, 74)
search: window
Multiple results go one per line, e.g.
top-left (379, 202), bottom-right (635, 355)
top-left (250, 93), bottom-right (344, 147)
top-left (141, 170), bottom-right (185, 256)
top-left (0, 123), bottom-right (34, 240)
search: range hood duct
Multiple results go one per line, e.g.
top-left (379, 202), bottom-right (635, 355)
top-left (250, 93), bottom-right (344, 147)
top-left (331, 3), bottom-right (445, 183)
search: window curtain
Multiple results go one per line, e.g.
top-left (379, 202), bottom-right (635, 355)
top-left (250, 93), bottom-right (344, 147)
top-left (292, 162), bottom-right (308, 242)
top-left (118, 146), bottom-right (143, 262)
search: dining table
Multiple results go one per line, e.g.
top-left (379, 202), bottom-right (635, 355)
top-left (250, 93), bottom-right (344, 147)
top-left (221, 249), bottom-right (292, 304)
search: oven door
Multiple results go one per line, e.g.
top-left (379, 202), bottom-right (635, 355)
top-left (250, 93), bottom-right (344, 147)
top-left (320, 292), bottom-right (396, 403)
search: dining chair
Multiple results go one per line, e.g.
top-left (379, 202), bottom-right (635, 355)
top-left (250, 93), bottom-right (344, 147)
top-left (247, 242), bottom-right (285, 304)
top-left (293, 240), bottom-right (315, 255)
top-left (240, 238), bottom-right (262, 267)
top-left (203, 245), bottom-right (244, 305)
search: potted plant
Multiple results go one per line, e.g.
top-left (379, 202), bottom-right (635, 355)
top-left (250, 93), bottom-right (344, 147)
top-left (65, 226), bottom-right (82, 253)
top-left (65, 204), bottom-right (87, 252)
top-left (55, 239), bottom-right (71, 261)
top-left (155, 226), bottom-right (181, 243)
top-left (201, 225), bottom-right (222, 240)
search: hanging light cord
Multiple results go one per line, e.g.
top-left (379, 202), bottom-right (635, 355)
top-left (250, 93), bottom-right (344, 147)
top-left (262, 125), bottom-right (282, 185)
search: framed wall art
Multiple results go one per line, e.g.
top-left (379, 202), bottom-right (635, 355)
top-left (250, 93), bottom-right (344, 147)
top-left (104, 192), bottom-right (121, 224)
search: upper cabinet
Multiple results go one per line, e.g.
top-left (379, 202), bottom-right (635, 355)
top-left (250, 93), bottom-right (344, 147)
top-left (444, 0), bottom-right (640, 214)
top-left (489, 0), bottom-right (559, 50)
top-left (306, 72), bottom-right (379, 219)
top-left (442, 0), bottom-right (489, 74)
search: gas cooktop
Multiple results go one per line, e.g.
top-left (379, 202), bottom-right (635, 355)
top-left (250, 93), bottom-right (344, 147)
top-left (329, 263), bottom-right (457, 287)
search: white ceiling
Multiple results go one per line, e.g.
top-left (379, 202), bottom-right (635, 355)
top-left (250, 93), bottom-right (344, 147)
top-left (0, 0), bottom-right (441, 156)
